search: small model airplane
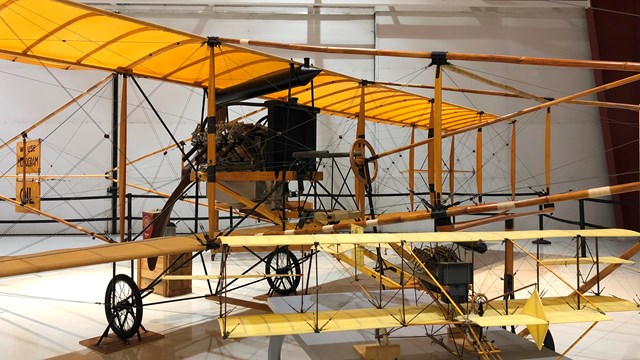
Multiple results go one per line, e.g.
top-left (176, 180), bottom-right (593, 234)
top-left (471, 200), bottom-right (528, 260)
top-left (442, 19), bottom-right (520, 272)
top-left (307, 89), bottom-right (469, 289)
top-left (0, 1), bottom-right (638, 359)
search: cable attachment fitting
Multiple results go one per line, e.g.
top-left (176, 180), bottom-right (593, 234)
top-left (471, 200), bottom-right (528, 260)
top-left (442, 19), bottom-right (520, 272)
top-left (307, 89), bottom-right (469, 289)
top-left (429, 51), bottom-right (449, 67)
top-left (359, 79), bottom-right (373, 86)
top-left (203, 233), bottom-right (221, 251)
top-left (206, 36), bottom-right (221, 48)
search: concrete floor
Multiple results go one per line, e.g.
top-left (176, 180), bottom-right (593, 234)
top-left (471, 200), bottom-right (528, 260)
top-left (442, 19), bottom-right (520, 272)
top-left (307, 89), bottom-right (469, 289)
top-left (0, 235), bottom-right (638, 360)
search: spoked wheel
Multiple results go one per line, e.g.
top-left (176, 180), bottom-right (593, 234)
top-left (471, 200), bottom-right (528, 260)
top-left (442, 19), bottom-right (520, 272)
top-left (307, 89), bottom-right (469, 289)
top-left (265, 247), bottom-right (301, 295)
top-left (104, 274), bottom-right (143, 340)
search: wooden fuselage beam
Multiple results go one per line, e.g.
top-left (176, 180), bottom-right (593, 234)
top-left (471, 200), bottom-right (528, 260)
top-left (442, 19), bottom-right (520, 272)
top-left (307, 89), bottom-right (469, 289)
top-left (511, 121), bottom-right (516, 201)
top-left (545, 108), bottom-right (551, 193)
top-left (427, 104), bottom-right (435, 206)
top-left (191, 171), bottom-right (322, 182)
top-left (449, 135), bottom-right (455, 206)
top-left (206, 42), bottom-right (218, 239)
top-left (476, 128), bottom-right (483, 203)
top-left (409, 126), bottom-right (415, 211)
top-left (118, 75), bottom-right (127, 242)
top-left (433, 66), bottom-right (443, 207)
top-left (355, 84), bottom-right (366, 217)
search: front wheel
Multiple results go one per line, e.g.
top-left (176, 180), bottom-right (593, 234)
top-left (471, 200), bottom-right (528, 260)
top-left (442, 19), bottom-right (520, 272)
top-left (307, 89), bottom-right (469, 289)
top-left (104, 274), bottom-right (143, 340)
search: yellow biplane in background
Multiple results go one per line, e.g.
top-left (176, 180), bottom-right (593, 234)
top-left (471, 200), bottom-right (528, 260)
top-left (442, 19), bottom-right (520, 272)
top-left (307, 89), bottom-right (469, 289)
top-left (0, 1), bottom-right (639, 359)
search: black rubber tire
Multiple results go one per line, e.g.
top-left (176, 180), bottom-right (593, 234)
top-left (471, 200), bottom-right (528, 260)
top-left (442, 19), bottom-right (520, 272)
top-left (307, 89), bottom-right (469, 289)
top-left (265, 248), bottom-right (302, 296)
top-left (104, 274), bottom-right (143, 340)
top-left (543, 330), bottom-right (555, 351)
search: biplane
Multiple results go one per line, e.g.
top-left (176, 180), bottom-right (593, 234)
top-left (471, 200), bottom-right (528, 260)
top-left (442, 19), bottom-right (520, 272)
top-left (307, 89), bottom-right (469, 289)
top-left (0, 0), bottom-right (638, 359)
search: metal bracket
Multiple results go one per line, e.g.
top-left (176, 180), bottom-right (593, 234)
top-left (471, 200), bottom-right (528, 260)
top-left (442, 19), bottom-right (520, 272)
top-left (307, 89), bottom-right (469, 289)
top-left (207, 36), bottom-right (220, 48)
top-left (429, 51), bottom-right (449, 67)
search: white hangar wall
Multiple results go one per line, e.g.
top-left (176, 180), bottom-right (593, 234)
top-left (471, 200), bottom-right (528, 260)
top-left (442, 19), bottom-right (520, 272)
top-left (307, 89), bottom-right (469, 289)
top-left (0, 3), bottom-right (615, 237)
top-left (372, 6), bottom-right (614, 232)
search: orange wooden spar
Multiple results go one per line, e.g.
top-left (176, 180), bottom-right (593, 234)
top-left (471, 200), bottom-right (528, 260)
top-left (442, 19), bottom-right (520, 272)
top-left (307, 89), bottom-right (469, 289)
top-left (260, 181), bottom-right (640, 235)
top-left (511, 121), bottom-right (516, 200)
top-left (452, 207), bottom-right (553, 232)
top-left (206, 42), bottom-right (218, 239)
top-left (449, 136), bottom-right (455, 206)
top-left (427, 104), bottom-right (435, 206)
top-left (0, 193), bottom-right (111, 243)
top-left (355, 84), bottom-right (367, 216)
top-left (118, 75), bottom-right (128, 243)
top-left (1, 174), bottom-right (106, 180)
top-left (433, 66), bottom-right (443, 207)
top-left (219, 37), bottom-right (640, 72)
top-left (409, 126), bottom-right (416, 211)
top-left (476, 128), bottom-right (483, 203)
top-left (229, 107), bottom-right (266, 123)
top-left (545, 108), bottom-right (551, 193)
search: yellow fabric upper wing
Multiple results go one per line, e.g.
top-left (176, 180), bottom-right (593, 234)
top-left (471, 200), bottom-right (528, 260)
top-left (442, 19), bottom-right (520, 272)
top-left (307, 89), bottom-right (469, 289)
top-left (0, 0), bottom-right (495, 131)
top-left (263, 71), bottom-right (487, 130)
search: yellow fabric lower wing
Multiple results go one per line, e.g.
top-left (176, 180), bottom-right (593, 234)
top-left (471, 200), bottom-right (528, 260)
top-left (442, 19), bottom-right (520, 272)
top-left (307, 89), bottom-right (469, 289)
top-left (466, 309), bottom-right (610, 327)
top-left (484, 295), bottom-right (638, 314)
top-left (585, 296), bottom-right (640, 312)
top-left (545, 310), bottom-right (610, 324)
top-left (0, 235), bottom-right (206, 278)
top-left (464, 293), bottom-right (618, 350)
top-left (467, 295), bottom-right (636, 328)
top-left (221, 305), bottom-right (450, 338)
top-left (465, 314), bottom-right (548, 327)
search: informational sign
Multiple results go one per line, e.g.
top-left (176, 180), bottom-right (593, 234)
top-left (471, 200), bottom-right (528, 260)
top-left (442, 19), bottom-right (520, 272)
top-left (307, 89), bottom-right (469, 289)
top-left (16, 139), bottom-right (41, 213)
top-left (15, 179), bottom-right (40, 213)
top-left (16, 139), bottom-right (41, 174)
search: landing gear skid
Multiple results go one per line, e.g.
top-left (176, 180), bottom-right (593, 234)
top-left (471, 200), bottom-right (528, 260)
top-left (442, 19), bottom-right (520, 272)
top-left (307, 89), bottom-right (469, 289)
top-left (96, 274), bottom-right (144, 346)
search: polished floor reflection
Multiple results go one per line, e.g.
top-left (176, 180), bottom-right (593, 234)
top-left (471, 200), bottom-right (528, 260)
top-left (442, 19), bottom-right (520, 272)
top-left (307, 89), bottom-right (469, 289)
top-left (0, 235), bottom-right (637, 359)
